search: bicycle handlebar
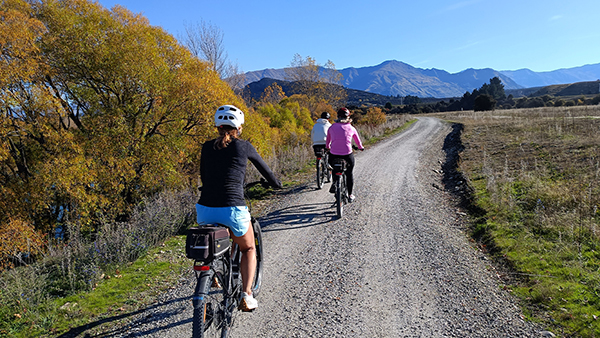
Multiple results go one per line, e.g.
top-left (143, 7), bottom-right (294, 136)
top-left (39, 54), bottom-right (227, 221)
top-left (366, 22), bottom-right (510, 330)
top-left (245, 178), bottom-right (272, 190)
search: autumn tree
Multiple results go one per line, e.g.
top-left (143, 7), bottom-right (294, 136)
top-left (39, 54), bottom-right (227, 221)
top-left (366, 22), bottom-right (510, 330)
top-left (260, 82), bottom-right (287, 105)
top-left (359, 107), bottom-right (387, 126)
top-left (284, 54), bottom-right (347, 112)
top-left (0, 0), bottom-right (266, 261)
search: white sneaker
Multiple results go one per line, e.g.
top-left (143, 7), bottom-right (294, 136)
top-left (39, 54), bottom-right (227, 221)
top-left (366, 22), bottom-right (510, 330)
top-left (239, 292), bottom-right (258, 311)
top-left (348, 194), bottom-right (356, 203)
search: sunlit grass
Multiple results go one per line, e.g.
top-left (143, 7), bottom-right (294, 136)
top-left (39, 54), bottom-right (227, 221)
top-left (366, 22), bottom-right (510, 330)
top-left (434, 105), bottom-right (600, 337)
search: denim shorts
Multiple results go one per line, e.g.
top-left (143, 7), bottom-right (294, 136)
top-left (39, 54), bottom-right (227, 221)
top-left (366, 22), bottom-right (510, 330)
top-left (195, 204), bottom-right (251, 237)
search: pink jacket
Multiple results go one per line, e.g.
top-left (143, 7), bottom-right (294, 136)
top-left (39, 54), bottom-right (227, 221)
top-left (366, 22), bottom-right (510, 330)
top-left (326, 122), bottom-right (364, 156)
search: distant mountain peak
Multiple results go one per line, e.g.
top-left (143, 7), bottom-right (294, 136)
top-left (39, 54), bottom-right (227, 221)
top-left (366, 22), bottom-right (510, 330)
top-left (242, 60), bottom-right (600, 98)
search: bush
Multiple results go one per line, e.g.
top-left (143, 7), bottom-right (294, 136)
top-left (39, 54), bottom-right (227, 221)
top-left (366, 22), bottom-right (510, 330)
top-left (358, 107), bottom-right (387, 126)
top-left (474, 94), bottom-right (496, 111)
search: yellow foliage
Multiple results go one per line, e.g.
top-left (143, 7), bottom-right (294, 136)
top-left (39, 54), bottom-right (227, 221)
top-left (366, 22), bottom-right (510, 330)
top-left (0, 0), bottom-right (47, 87)
top-left (0, 218), bottom-right (46, 271)
top-left (0, 0), bottom-right (244, 237)
top-left (313, 102), bottom-right (335, 120)
top-left (285, 54), bottom-right (347, 112)
top-left (260, 82), bottom-right (287, 105)
top-left (238, 108), bottom-right (272, 159)
top-left (359, 107), bottom-right (387, 126)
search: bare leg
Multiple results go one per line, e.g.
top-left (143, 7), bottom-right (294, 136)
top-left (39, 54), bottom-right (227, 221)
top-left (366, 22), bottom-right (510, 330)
top-left (231, 222), bottom-right (256, 295)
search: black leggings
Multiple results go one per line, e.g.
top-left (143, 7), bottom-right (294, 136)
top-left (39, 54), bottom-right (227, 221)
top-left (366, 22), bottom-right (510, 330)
top-left (328, 153), bottom-right (355, 195)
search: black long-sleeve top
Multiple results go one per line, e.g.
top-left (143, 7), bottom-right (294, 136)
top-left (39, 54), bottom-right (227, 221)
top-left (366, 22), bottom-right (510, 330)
top-left (198, 138), bottom-right (282, 207)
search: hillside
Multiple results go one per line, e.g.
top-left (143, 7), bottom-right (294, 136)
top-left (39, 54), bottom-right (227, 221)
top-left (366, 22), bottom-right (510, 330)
top-left (242, 78), bottom-right (407, 106)
top-left (242, 60), bottom-right (600, 99)
top-left (242, 78), bottom-right (444, 106)
top-left (242, 60), bottom-right (521, 98)
top-left (529, 80), bottom-right (600, 97)
top-left (337, 61), bottom-right (521, 98)
top-left (501, 63), bottom-right (600, 88)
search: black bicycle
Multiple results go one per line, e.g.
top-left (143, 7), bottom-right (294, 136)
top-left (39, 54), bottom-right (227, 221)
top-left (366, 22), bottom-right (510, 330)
top-left (331, 157), bottom-right (348, 218)
top-left (187, 181), bottom-right (267, 338)
top-left (315, 147), bottom-right (331, 189)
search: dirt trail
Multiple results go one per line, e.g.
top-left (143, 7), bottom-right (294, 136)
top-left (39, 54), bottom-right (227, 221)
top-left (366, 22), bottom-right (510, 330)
top-left (94, 117), bottom-right (545, 338)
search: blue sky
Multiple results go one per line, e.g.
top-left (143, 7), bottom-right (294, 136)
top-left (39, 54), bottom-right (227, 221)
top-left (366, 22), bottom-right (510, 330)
top-left (95, 0), bottom-right (600, 74)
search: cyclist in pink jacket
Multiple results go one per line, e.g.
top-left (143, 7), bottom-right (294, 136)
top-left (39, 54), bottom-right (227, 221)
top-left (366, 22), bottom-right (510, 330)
top-left (326, 107), bottom-right (364, 202)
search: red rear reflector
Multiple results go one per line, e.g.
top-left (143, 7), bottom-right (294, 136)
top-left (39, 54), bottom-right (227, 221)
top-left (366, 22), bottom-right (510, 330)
top-left (193, 265), bottom-right (210, 271)
top-left (335, 172), bottom-right (343, 176)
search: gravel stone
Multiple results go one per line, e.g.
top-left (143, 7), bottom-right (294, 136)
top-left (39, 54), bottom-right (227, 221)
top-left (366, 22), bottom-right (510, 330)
top-left (89, 117), bottom-right (550, 338)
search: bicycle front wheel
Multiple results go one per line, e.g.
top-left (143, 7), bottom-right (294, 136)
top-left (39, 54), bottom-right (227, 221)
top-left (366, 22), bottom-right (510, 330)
top-left (192, 267), bottom-right (226, 338)
top-left (252, 218), bottom-right (263, 297)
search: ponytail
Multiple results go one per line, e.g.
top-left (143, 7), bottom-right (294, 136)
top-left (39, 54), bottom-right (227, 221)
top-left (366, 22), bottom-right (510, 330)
top-left (214, 126), bottom-right (239, 150)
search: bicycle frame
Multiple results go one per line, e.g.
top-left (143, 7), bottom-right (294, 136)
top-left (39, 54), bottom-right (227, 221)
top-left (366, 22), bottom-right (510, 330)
top-left (331, 159), bottom-right (348, 218)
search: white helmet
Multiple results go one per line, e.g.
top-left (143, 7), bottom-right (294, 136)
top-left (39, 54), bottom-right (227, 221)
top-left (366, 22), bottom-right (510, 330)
top-left (214, 105), bottom-right (244, 128)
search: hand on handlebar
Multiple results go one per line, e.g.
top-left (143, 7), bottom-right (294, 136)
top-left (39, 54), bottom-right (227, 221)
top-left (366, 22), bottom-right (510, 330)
top-left (259, 177), bottom-right (283, 190)
top-left (259, 178), bottom-right (271, 189)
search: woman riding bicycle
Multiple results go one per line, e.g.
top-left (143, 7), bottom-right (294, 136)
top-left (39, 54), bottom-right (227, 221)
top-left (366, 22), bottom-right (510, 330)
top-left (311, 111), bottom-right (332, 155)
top-left (196, 105), bottom-right (282, 311)
top-left (326, 107), bottom-right (364, 203)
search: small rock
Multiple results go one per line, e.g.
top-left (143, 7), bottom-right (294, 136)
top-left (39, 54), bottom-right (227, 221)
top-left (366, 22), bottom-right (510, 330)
top-left (540, 331), bottom-right (555, 337)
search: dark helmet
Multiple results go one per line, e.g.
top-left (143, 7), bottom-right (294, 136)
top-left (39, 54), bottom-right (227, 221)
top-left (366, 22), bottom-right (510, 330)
top-left (320, 112), bottom-right (330, 119)
top-left (337, 107), bottom-right (351, 119)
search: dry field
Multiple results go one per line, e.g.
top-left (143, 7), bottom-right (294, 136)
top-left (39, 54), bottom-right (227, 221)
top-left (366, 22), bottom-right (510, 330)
top-left (431, 105), bottom-right (600, 337)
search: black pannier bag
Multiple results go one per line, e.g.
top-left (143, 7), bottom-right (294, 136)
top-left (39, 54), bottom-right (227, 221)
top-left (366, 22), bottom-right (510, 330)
top-left (331, 158), bottom-right (346, 174)
top-left (313, 145), bottom-right (326, 158)
top-left (186, 226), bottom-right (231, 261)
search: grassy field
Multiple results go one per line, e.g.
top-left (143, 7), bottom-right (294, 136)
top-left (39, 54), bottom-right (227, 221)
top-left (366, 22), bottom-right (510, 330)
top-left (432, 105), bottom-right (600, 337)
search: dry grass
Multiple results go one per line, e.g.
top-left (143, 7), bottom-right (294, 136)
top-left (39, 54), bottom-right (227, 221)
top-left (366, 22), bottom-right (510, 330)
top-left (0, 189), bottom-right (196, 336)
top-left (432, 105), bottom-right (600, 337)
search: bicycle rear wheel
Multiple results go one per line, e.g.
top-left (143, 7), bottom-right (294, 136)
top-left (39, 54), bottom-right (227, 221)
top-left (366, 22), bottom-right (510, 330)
top-left (335, 176), bottom-right (343, 218)
top-left (251, 218), bottom-right (263, 297)
top-left (193, 266), bottom-right (226, 338)
top-left (316, 158), bottom-right (324, 189)
top-left (324, 153), bottom-right (331, 183)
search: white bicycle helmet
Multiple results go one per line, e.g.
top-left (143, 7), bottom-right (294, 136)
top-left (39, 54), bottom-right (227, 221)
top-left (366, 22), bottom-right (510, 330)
top-left (214, 105), bottom-right (244, 128)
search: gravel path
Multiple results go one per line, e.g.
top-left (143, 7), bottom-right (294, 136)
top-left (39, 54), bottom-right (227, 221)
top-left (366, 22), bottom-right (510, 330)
top-left (90, 117), bottom-right (547, 338)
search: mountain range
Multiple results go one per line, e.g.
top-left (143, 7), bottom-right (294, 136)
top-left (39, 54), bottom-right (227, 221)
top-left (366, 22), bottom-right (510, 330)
top-left (242, 60), bottom-right (600, 98)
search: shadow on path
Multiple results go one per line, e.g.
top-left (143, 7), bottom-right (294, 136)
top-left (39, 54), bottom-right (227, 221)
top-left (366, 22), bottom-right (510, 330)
top-left (58, 295), bottom-right (191, 338)
top-left (260, 201), bottom-right (337, 232)
top-left (62, 187), bottom-right (334, 337)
